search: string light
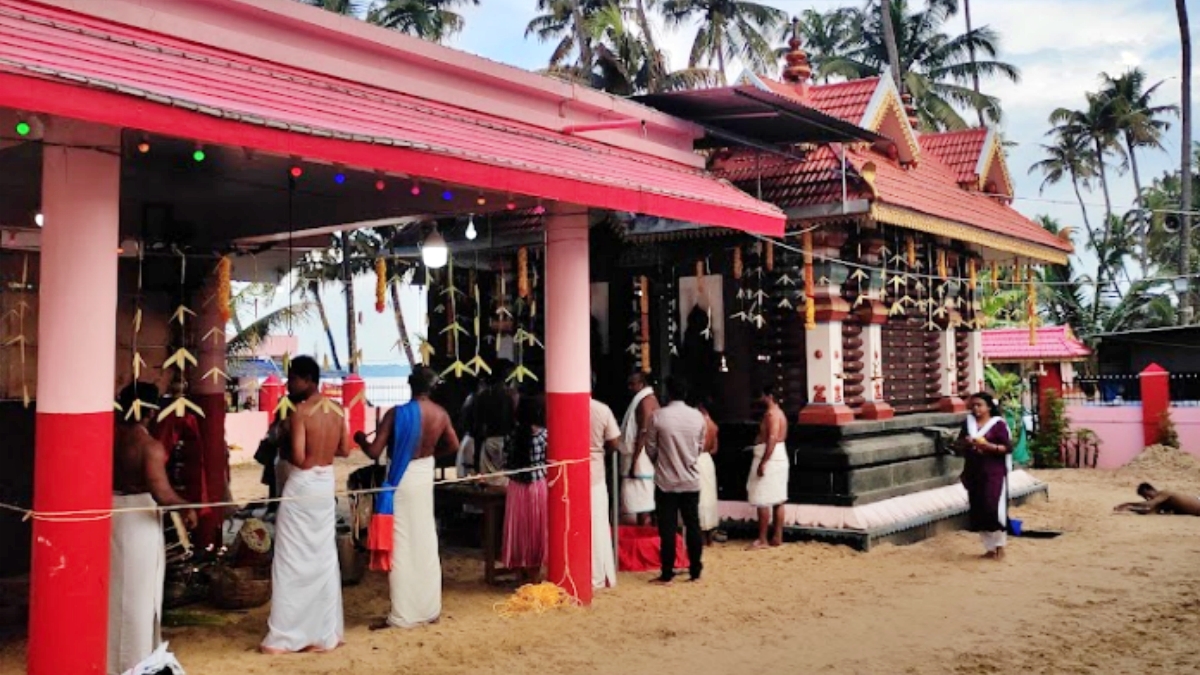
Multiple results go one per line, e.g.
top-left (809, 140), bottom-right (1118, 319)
top-left (533, 200), bottom-right (546, 215)
top-left (411, 182), bottom-right (421, 196)
top-left (192, 146), bottom-right (206, 162)
top-left (136, 138), bottom-right (151, 154)
top-left (442, 189), bottom-right (454, 202)
top-left (375, 178), bottom-right (386, 191)
top-left (466, 215), bottom-right (478, 241)
top-left (14, 120), bottom-right (30, 137)
top-left (334, 172), bottom-right (346, 185)
top-left (506, 201), bottom-right (517, 211)
top-left (476, 194), bottom-right (487, 206)
top-left (289, 165), bottom-right (303, 178)
top-left (34, 213), bottom-right (43, 228)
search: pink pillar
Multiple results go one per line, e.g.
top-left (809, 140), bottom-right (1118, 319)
top-left (342, 373), bottom-right (366, 437)
top-left (1140, 363), bottom-right (1170, 447)
top-left (192, 274), bottom-right (229, 548)
top-left (543, 205), bottom-right (592, 605)
top-left (28, 119), bottom-right (120, 675)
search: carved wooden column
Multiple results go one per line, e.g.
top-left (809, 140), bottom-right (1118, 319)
top-left (856, 233), bottom-right (894, 419)
top-left (798, 230), bottom-right (855, 425)
top-left (935, 253), bottom-right (966, 413)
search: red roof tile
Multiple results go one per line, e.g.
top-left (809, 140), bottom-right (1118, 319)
top-left (921, 129), bottom-right (988, 185)
top-left (716, 145), bottom-right (871, 208)
top-left (842, 147), bottom-right (1071, 254)
top-left (983, 326), bottom-right (1091, 362)
top-left (754, 77), bottom-right (879, 126)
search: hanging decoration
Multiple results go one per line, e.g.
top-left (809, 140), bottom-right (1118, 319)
top-left (517, 247), bottom-right (530, 299)
top-left (466, 281), bottom-right (491, 376)
top-left (1027, 264), bottom-right (1038, 346)
top-left (216, 255), bottom-right (232, 326)
top-left (639, 275), bottom-right (651, 373)
top-left (2, 255), bottom-right (33, 408)
top-left (765, 241), bottom-right (775, 272)
top-left (803, 231), bottom-right (816, 330)
top-left (159, 250), bottom-right (205, 422)
top-left (967, 259), bottom-right (978, 291)
top-left (906, 236), bottom-right (916, 268)
top-left (733, 246), bottom-right (743, 281)
top-left (990, 260), bottom-right (1000, 293)
top-left (440, 255), bottom-right (470, 378)
top-left (666, 272), bottom-right (679, 358)
top-left (936, 249), bottom-right (948, 280)
top-left (374, 256), bottom-right (387, 313)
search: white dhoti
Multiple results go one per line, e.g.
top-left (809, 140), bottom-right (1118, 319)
top-left (619, 452), bottom-right (656, 516)
top-left (479, 436), bottom-right (509, 487)
top-left (697, 452), bottom-right (719, 531)
top-left (590, 478), bottom-right (616, 589)
top-left (262, 465), bottom-right (343, 653)
top-left (388, 456), bottom-right (441, 628)
top-left (108, 493), bottom-right (165, 675)
top-left (747, 443), bottom-right (789, 508)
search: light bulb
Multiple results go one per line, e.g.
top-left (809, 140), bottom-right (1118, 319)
top-left (421, 227), bottom-right (448, 269)
top-left (465, 216), bottom-right (477, 241)
top-left (34, 213), bottom-right (44, 227)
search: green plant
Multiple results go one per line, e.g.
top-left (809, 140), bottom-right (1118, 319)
top-left (1157, 410), bottom-right (1180, 448)
top-left (1031, 390), bottom-right (1068, 468)
top-left (984, 364), bottom-right (1024, 417)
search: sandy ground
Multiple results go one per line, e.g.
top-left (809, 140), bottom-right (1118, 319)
top-left (3, 451), bottom-right (1199, 675)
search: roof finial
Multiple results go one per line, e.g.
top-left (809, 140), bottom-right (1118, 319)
top-left (781, 16), bottom-right (812, 92)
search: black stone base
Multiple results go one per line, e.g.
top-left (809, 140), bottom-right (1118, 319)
top-left (713, 412), bottom-right (969, 507)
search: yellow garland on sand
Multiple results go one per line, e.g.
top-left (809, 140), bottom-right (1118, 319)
top-left (375, 257), bottom-right (387, 313)
top-left (495, 582), bottom-right (577, 618)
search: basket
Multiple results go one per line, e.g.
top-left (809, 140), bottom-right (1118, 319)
top-left (209, 565), bottom-right (271, 610)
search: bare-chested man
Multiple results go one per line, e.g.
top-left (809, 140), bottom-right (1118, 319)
top-left (1114, 482), bottom-right (1200, 516)
top-left (620, 372), bottom-right (660, 525)
top-left (748, 386), bottom-right (789, 549)
top-left (110, 382), bottom-right (195, 675)
top-left (261, 356), bottom-right (347, 654)
top-left (354, 366), bottom-right (459, 630)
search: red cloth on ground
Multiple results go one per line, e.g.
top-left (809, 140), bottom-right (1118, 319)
top-left (616, 525), bottom-right (689, 573)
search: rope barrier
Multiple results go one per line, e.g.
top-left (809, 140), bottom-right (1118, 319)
top-left (0, 457), bottom-right (590, 524)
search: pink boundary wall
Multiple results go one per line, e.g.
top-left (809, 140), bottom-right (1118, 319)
top-left (226, 407), bottom-right (383, 465)
top-left (1069, 406), bottom-right (1200, 468)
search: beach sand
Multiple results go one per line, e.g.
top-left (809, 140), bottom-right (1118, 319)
top-left (3, 452), bottom-right (1198, 675)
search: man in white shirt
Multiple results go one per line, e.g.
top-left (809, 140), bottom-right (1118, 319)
top-left (589, 374), bottom-right (622, 589)
top-left (645, 376), bottom-right (706, 584)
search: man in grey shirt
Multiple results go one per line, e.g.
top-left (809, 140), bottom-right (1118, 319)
top-left (646, 376), bottom-right (707, 583)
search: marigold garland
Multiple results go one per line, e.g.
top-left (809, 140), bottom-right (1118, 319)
top-left (732, 247), bottom-right (743, 280)
top-left (906, 237), bottom-right (916, 268)
top-left (374, 257), bottom-right (387, 313)
top-left (495, 582), bottom-right (576, 617)
top-left (216, 256), bottom-right (232, 326)
top-left (639, 275), bottom-right (651, 373)
top-left (518, 248), bottom-right (530, 299)
top-left (967, 259), bottom-right (977, 290)
top-left (765, 241), bottom-right (774, 272)
top-left (803, 231), bottom-right (815, 330)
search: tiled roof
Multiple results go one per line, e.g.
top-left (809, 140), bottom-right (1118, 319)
top-left (716, 145), bottom-right (871, 208)
top-left (982, 326), bottom-right (1092, 362)
top-left (921, 129), bottom-right (988, 185)
top-left (842, 147), bottom-right (1072, 254)
top-left (755, 77), bottom-right (880, 126)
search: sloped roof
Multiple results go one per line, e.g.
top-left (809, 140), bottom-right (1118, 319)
top-left (921, 129), bottom-right (989, 185)
top-left (983, 326), bottom-right (1092, 362)
top-left (754, 76), bottom-right (880, 126)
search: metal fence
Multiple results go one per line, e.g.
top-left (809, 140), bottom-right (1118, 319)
top-left (1169, 373), bottom-right (1200, 407)
top-left (365, 382), bottom-right (412, 408)
top-left (1057, 374), bottom-right (1142, 406)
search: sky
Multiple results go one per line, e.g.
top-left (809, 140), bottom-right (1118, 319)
top-left (261, 0), bottom-right (1200, 368)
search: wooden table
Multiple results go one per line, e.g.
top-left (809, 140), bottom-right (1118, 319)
top-left (434, 483), bottom-right (512, 585)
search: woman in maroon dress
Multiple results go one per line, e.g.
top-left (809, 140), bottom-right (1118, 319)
top-left (956, 393), bottom-right (1014, 560)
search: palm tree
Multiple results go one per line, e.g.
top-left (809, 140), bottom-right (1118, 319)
top-left (368, 0), bottom-right (478, 42)
top-left (1029, 130), bottom-right (1098, 252)
top-left (1049, 96), bottom-right (1123, 241)
top-left (527, 0), bottom-right (605, 81)
top-left (1099, 68), bottom-right (1178, 273)
top-left (300, 0), bottom-right (476, 43)
top-left (661, 0), bottom-right (787, 84)
top-left (588, 4), bottom-right (718, 94)
top-left (821, 0), bottom-right (1020, 130)
top-left (226, 301), bottom-right (314, 357)
top-left (294, 253), bottom-right (345, 370)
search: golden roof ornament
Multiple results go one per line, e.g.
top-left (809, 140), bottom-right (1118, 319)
top-left (781, 17), bottom-right (812, 94)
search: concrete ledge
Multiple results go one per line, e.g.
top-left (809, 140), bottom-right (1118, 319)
top-left (719, 470), bottom-right (1050, 551)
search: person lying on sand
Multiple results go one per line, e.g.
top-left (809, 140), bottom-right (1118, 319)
top-left (1114, 483), bottom-right (1200, 516)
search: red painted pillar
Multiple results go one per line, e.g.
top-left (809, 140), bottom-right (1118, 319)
top-left (543, 205), bottom-right (592, 605)
top-left (342, 373), bottom-right (366, 437)
top-left (192, 273), bottom-right (229, 548)
top-left (1140, 363), bottom-right (1170, 447)
top-left (259, 374), bottom-right (284, 416)
top-left (28, 119), bottom-right (120, 675)
top-left (1038, 364), bottom-right (1064, 429)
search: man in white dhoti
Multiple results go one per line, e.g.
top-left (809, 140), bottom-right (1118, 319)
top-left (110, 383), bottom-right (196, 675)
top-left (747, 386), bottom-right (789, 550)
top-left (589, 375), bottom-right (622, 590)
top-left (620, 372), bottom-right (659, 525)
top-left (355, 367), bottom-right (460, 630)
top-left (261, 356), bottom-right (348, 654)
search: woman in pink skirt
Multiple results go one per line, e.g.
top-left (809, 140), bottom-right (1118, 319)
top-left (502, 395), bottom-right (548, 583)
